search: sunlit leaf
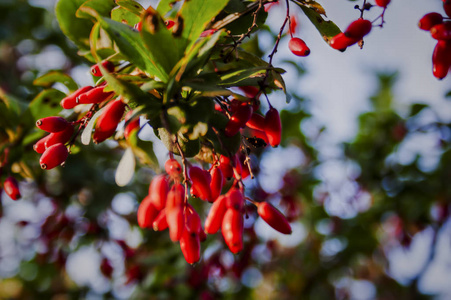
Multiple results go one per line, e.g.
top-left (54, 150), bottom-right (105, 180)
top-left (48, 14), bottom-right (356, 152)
top-left (81, 107), bottom-right (105, 145)
top-left (115, 147), bottom-right (135, 186)
top-left (33, 71), bottom-right (78, 92)
top-left (56, 0), bottom-right (93, 50)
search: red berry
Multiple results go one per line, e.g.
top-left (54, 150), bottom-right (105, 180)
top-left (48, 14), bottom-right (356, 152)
top-left (226, 188), bottom-right (244, 211)
top-left (166, 183), bottom-right (185, 210)
top-left (91, 61), bottom-right (115, 77)
top-left (100, 258), bottom-right (113, 279)
top-left (344, 19), bottom-right (372, 40)
top-left (445, 1), bottom-right (451, 18)
top-left (264, 107), bottom-right (282, 147)
top-left (205, 195), bottom-right (227, 234)
top-left (200, 29), bottom-right (217, 37)
top-left (375, 0), bottom-right (390, 7)
top-left (148, 175), bottom-right (169, 211)
top-left (289, 15), bottom-right (298, 35)
top-left (225, 104), bottom-right (253, 137)
top-left (34, 135), bottom-right (50, 154)
top-left (329, 32), bottom-right (359, 50)
top-left (239, 86), bottom-right (260, 99)
top-left (93, 99), bottom-right (126, 143)
top-left (152, 208), bottom-right (168, 231)
top-left (137, 196), bottom-right (159, 228)
top-left (209, 166), bottom-right (223, 202)
top-left (45, 125), bottom-right (74, 148)
top-left (219, 155), bottom-right (233, 179)
top-left (180, 228), bottom-right (201, 264)
top-left (76, 86), bottom-right (114, 105)
top-left (288, 37), bottom-right (310, 57)
top-left (257, 202), bottom-right (292, 234)
top-left (134, 22), bottom-right (142, 31)
top-left (60, 86), bottom-right (93, 109)
top-left (432, 40), bottom-right (451, 79)
top-left (246, 113), bottom-right (266, 131)
top-left (165, 20), bottom-right (175, 29)
top-left (167, 206), bottom-right (185, 242)
top-left (165, 159), bottom-right (182, 178)
top-left (431, 22), bottom-right (451, 40)
top-left (124, 117), bottom-right (140, 140)
top-left (36, 116), bottom-right (70, 133)
top-left (39, 143), bottom-right (69, 170)
top-left (222, 209), bottom-right (243, 254)
top-left (418, 13), bottom-right (443, 31)
top-left (3, 176), bottom-right (21, 200)
top-left (189, 166), bottom-right (212, 201)
top-left (185, 206), bottom-right (202, 235)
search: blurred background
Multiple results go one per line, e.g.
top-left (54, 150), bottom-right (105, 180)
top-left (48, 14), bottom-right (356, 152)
top-left (0, 0), bottom-right (450, 299)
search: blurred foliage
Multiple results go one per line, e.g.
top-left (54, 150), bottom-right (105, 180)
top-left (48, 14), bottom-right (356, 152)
top-left (0, 1), bottom-right (450, 300)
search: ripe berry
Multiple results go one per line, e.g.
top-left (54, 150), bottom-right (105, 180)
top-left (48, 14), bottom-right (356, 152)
top-left (226, 188), bottom-right (244, 211)
top-left (45, 125), bottom-right (74, 148)
top-left (418, 13), bottom-right (443, 31)
top-left (167, 206), bottom-right (185, 242)
top-left (431, 22), bottom-right (451, 40)
top-left (444, 1), bottom-right (451, 18)
top-left (166, 183), bottom-right (185, 210)
top-left (93, 99), bottom-right (126, 143)
top-left (134, 22), bottom-right (142, 31)
top-left (36, 116), bottom-right (70, 133)
top-left (375, 0), bottom-right (390, 7)
top-left (91, 60), bottom-right (115, 77)
top-left (165, 158), bottom-right (182, 178)
top-left (209, 166), bottom-right (223, 202)
top-left (432, 40), bottom-right (451, 79)
top-left (246, 113), bottom-right (266, 131)
top-left (257, 202), bottom-right (292, 234)
top-left (288, 37), bottom-right (310, 57)
top-left (330, 32), bottom-right (359, 50)
top-left (60, 86), bottom-right (93, 109)
top-left (165, 20), bottom-right (175, 29)
top-left (185, 207), bottom-right (202, 234)
top-left (34, 135), bottom-right (50, 154)
top-left (180, 228), bottom-right (201, 264)
top-left (264, 107), bottom-right (282, 147)
top-left (76, 86), bottom-right (114, 105)
top-left (189, 166), bottom-right (212, 201)
top-left (137, 196), bottom-right (159, 228)
top-left (3, 176), bottom-right (21, 200)
top-left (289, 15), bottom-right (298, 35)
top-left (219, 155), bottom-right (233, 179)
top-left (148, 175), bottom-right (169, 211)
top-left (205, 195), bottom-right (227, 234)
top-left (222, 209), bottom-right (244, 254)
top-left (124, 117), bottom-right (140, 140)
top-left (40, 143), bottom-right (69, 170)
top-left (152, 209), bottom-right (168, 231)
top-left (225, 104), bottom-right (253, 137)
top-left (100, 258), bottom-right (113, 279)
top-left (344, 19), bottom-right (372, 40)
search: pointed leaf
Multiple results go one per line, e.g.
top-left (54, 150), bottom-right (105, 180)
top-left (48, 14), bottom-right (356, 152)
top-left (76, 0), bottom-right (116, 19)
top-left (81, 107), bottom-right (105, 145)
top-left (56, 0), bottom-right (93, 50)
top-left (295, 3), bottom-right (341, 43)
top-left (111, 6), bottom-right (140, 25)
top-left (116, 0), bottom-right (144, 15)
top-left (33, 71), bottom-right (78, 92)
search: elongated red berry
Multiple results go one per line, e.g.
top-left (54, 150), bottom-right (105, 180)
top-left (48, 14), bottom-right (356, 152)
top-left (134, 22), bottom-right (142, 31)
top-left (153, 209), bottom-right (168, 231)
top-left (148, 175), bottom-right (169, 211)
top-left (257, 202), bottom-right (292, 234)
top-left (124, 117), bottom-right (140, 140)
top-left (290, 15), bottom-right (298, 35)
top-left (45, 125), bottom-right (74, 148)
top-left (165, 20), bottom-right (175, 29)
top-left (36, 116), bottom-right (70, 133)
top-left (40, 143), bottom-right (69, 170)
top-left (239, 86), bottom-right (260, 99)
top-left (76, 86), bottom-right (114, 105)
top-left (165, 158), bottom-right (182, 178)
top-left (248, 128), bottom-right (269, 145)
top-left (180, 228), bottom-right (201, 264)
top-left (225, 104), bottom-right (253, 137)
top-left (34, 135), bottom-right (50, 154)
top-left (431, 22), bottom-right (451, 40)
top-left (222, 209), bottom-right (243, 254)
top-left (189, 166), bottom-right (212, 201)
top-left (330, 32), bottom-right (359, 50)
top-left (167, 206), bottom-right (185, 242)
top-left (219, 155), bottom-right (233, 179)
top-left (166, 183), bottom-right (185, 210)
top-left (91, 60), bottom-right (115, 77)
top-left (92, 127), bottom-right (116, 144)
top-left (205, 195), bottom-right (227, 234)
top-left (264, 107), bottom-right (282, 147)
top-left (344, 19), bottom-right (372, 40)
top-left (3, 176), bottom-right (21, 200)
top-left (288, 37), bottom-right (310, 57)
top-left (137, 196), bottom-right (159, 228)
top-left (60, 86), bottom-right (93, 109)
top-left (375, 0), bottom-right (390, 7)
top-left (432, 40), bottom-right (451, 79)
top-left (418, 13), bottom-right (443, 31)
top-left (246, 113), bottom-right (265, 131)
top-left (226, 188), bottom-right (244, 211)
top-left (185, 206), bottom-right (202, 234)
top-left (209, 167), bottom-right (223, 202)
top-left (96, 100), bottom-right (126, 132)
top-left (445, 1), bottom-right (451, 18)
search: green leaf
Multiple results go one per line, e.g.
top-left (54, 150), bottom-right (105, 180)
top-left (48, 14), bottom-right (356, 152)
top-left (178, 0), bottom-right (229, 53)
top-left (33, 71), bottom-right (78, 92)
top-left (293, 0), bottom-right (326, 15)
top-left (76, 0), bottom-right (116, 19)
top-left (157, 0), bottom-right (179, 16)
top-left (111, 6), bottom-right (140, 25)
top-left (409, 103), bottom-right (428, 117)
top-left (157, 128), bottom-right (200, 157)
top-left (295, 3), bottom-right (341, 43)
top-left (56, 0), bottom-right (93, 50)
top-left (140, 7), bottom-right (185, 75)
top-left (116, 0), bottom-right (144, 16)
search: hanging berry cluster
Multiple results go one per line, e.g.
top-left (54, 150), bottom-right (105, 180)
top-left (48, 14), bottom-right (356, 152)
top-left (418, 1), bottom-right (451, 79)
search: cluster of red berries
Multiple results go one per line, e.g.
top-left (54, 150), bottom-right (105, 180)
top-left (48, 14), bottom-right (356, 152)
top-left (330, 18), bottom-right (373, 51)
top-left (33, 60), bottom-right (143, 169)
top-left (418, 1), bottom-right (451, 79)
top-left (138, 157), bottom-right (292, 264)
